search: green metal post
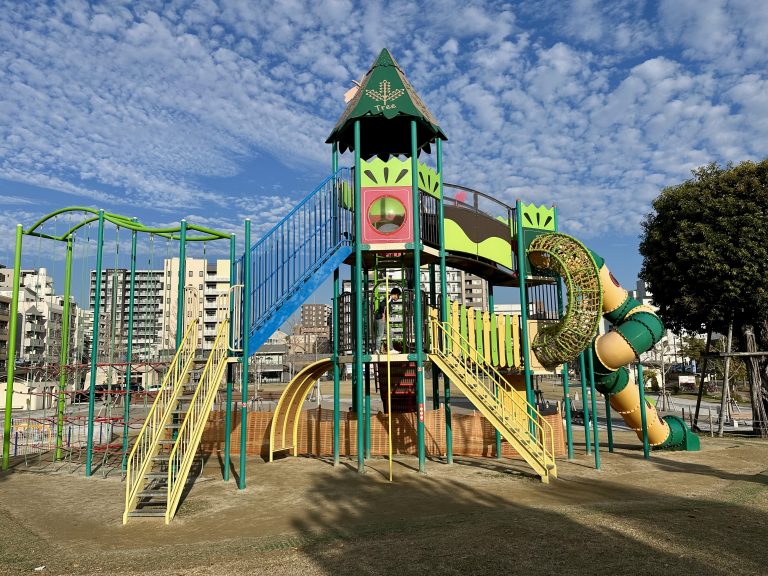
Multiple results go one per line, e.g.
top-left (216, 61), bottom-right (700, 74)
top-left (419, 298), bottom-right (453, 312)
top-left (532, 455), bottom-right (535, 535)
top-left (410, 120), bottom-right (426, 473)
top-left (332, 268), bottom-right (340, 465)
top-left (605, 396), bottom-right (614, 452)
top-left (176, 220), bottom-right (187, 348)
top-left (587, 350), bottom-right (600, 469)
top-left (637, 363), bottom-right (650, 460)
top-left (515, 201), bottom-right (534, 418)
top-left (364, 360), bottom-right (371, 459)
top-left (2, 225), bottom-right (23, 470)
top-left (332, 143), bottom-right (341, 466)
top-left (85, 210), bottom-right (105, 477)
top-left (240, 219), bottom-right (251, 488)
top-left (429, 264), bottom-right (440, 410)
top-left (578, 352), bottom-right (591, 454)
top-left (224, 233), bottom-right (236, 481)
top-left (437, 139), bottom-right (452, 464)
top-left (553, 205), bottom-right (573, 459)
top-left (489, 285), bottom-right (501, 459)
top-left (55, 238), bottom-right (73, 461)
top-left (120, 228), bottom-right (137, 470)
top-left (353, 120), bottom-right (364, 473)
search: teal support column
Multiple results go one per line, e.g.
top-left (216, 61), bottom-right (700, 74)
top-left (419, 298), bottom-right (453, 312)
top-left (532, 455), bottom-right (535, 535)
top-left (587, 350), bottom-right (600, 469)
top-left (515, 201), bottom-right (534, 427)
top-left (489, 285), bottom-right (501, 459)
top-left (410, 120), bottom-right (426, 473)
top-left (332, 268), bottom-right (340, 465)
top-left (437, 138), bottom-right (452, 464)
top-left (562, 363), bottom-right (574, 459)
top-left (223, 233), bottom-right (236, 481)
top-left (637, 363), bottom-right (650, 460)
top-left (605, 396), bottom-right (614, 452)
top-left (332, 143), bottom-right (341, 466)
top-left (578, 352), bottom-right (591, 454)
top-left (554, 205), bottom-right (573, 458)
top-left (86, 210), bottom-right (105, 477)
top-left (429, 264), bottom-right (440, 409)
top-left (240, 219), bottom-right (251, 488)
top-left (175, 220), bottom-right (188, 348)
top-left (364, 362), bottom-right (371, 459)
top-left (55, 238), bottom-right (73, 461)
top-left (2, 225), bottom-right (23, 470)
top-left (353, 121), bottom-right (365, 473)
top-left (120, 229), bottom-right (138, 471)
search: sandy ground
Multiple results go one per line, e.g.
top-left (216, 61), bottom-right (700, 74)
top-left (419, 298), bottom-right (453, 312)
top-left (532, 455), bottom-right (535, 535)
top-left (2, 430), bottom-right (768, 576)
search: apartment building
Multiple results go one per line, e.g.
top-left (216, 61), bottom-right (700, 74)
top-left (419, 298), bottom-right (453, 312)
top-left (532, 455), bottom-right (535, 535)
top-left (158, 258), bottom-right (230, 355)
top-left (89, 268), bottom-right (164, 361)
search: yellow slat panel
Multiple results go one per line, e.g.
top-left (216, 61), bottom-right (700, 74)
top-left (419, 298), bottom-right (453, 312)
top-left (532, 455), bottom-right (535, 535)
top-left (467, 307), bottom-right (476, 362)
top-left (512, 315), bottom-right (521, 368)
top-left (497, 315), bottom-right (506, 367)
top-left (482, 311), bottom-right (491, 364)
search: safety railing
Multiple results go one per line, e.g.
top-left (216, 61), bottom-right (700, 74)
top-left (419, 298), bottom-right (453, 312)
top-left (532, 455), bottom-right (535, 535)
top-left (429, 312), bottom-right (555, 474)
top-left (165, 318), bottom-right (229, 523)
top-left (123, 319), bottom-right (198, 524)
top-left (243, 168), bottom-right (353, 341)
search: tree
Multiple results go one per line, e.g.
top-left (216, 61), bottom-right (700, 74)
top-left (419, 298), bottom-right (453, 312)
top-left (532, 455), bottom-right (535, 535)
top-left (639, 159), bottom-right (768, 435)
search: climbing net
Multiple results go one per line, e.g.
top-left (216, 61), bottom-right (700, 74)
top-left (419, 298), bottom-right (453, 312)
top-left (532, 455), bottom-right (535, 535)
top-left (527, 233), bottom-right (602, 369)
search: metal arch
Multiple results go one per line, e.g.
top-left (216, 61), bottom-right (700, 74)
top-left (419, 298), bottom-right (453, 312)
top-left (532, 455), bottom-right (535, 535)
top-left (23, 206), bottom-right (231, 242)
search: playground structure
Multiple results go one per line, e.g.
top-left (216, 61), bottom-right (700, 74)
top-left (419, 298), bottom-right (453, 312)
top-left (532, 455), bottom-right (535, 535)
top-left (1, 49), bottom-right (699, 524)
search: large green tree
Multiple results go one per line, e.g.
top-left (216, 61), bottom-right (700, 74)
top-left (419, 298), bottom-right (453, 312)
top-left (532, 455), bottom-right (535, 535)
top-left (640, 159), bottom-right (768, 435)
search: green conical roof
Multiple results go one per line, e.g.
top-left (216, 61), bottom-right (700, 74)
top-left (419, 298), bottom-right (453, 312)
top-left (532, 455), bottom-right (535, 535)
top-left (326, 49), bottom-right (447, 158)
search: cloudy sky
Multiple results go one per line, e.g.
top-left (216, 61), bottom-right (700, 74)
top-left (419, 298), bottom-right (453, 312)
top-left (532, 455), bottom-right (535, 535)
top-left (2, 0), bottom-right (767, 305)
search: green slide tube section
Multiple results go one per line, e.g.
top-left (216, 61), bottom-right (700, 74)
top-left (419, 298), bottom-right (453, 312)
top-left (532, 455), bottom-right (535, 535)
top-left (659, 416), bottom-right (701, 450)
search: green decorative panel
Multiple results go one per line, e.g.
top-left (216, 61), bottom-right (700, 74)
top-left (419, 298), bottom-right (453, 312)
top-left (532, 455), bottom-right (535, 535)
top-left (417, 163), bottom-right (441, 198)
top-left (360, 157), bottom-right (412, 187)
top-left (521, 203), bottom-right (556, 231)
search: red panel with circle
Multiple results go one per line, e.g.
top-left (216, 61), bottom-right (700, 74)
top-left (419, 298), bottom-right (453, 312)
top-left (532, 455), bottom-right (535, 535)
top-left (362, 187), bottom-right (413, 244)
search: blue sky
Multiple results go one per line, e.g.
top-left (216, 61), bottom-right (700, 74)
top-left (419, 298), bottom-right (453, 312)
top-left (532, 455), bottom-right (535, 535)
top-left (2, 0), bottom-right (767, 307)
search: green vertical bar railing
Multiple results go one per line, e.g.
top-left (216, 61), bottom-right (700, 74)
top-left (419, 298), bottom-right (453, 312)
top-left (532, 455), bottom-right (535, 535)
top-left (55, 238), bottom-right (73, 461)
top-left (240, 219), bottom-right (251, 488)
top-left (587, 350), bottom-right (600, 469)
top-left (364, 362), bottom-right (371, 459)
top-left (86, 210), bottom-right (105, 477)
top-left (2, 225), bottom-right (23, 470)
top-left (224, 233), bottom-right (235, 481)
top-left (353, 121), bottom-right (364, 474)
top-left (411, 120), bottom-right (425, 473)
top-left (437, 139), bottom-right (452, 464)
top-left (637, 363), bottom-right (650, 460)
top-left (120, 228), bottom-right (137, 471)
top-left (578, 352), bottom-right (591, 455)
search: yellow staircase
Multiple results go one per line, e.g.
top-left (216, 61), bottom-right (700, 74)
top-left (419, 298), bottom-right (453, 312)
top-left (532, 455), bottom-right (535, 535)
top-left (428, 312), bottom-right (557, 483)
top-left (123, 319), bottom-right (230, 523)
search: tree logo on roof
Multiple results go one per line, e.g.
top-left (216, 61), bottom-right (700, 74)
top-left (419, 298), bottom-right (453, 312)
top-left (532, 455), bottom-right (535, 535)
top-left (365, 80), bottom-right (405, 111)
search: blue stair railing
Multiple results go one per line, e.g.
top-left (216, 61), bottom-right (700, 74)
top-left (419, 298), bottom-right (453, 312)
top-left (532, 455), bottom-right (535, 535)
top-left (239, 168), bottom-right (354, 354)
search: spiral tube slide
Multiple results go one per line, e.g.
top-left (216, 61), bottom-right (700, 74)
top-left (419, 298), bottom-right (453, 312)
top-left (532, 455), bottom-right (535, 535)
top-left (589, 253), bottom-right (699, 451)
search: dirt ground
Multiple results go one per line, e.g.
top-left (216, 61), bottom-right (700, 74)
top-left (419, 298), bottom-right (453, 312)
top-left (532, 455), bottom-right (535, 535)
top-left (1, 430), bottom-right (768, 576)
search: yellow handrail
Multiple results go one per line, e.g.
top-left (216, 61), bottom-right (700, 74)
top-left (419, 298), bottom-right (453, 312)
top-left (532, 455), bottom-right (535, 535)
top-left (429, 314), bottom-right (556, 473)
top-left (123, 319), bottom-right (199, 524)
top-left (165, 319), bottom-right (229, 523)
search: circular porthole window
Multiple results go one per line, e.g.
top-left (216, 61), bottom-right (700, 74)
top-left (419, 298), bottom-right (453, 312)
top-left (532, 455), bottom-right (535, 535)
top-left (367, 196), bottom-right (407, 234)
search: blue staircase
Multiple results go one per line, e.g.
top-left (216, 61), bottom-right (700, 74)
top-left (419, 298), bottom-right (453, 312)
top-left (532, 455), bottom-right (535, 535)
top-left (239, 168), bottom-right (354, 355)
